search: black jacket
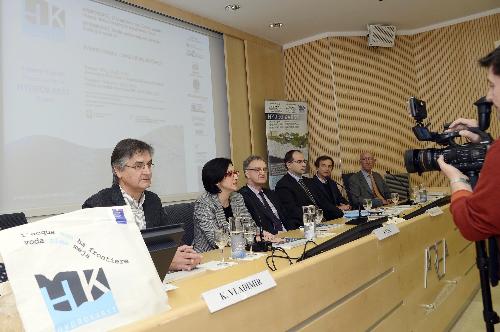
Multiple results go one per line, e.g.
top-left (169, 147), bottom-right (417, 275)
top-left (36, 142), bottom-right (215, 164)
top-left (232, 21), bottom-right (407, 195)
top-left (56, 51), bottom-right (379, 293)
top-left (275, 173), bottom-right (343, 229)
top-left (238, 185), bottom-right (290, 234)
top-left (82, 184), bottom-right (168, 228)
top-left (309, 175), bottom-right (349, 206)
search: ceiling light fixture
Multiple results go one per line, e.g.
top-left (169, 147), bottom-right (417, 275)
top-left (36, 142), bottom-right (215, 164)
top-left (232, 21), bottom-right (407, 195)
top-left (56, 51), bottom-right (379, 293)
top-left (225, 4), bottom-right (241, 11)
top-left (269, 22), bottom-right (283, 28)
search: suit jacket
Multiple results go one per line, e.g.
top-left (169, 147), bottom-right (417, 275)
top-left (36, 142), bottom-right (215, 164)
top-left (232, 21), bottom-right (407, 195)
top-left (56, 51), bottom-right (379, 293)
top-left (82, 184), bottom-right (168, 228)
top-left (238, 185), bottom-right (289, 234)
top-left (192, 191), bottom-right (254, 253)
top-left (275, 173), bottom-right (343, 229)
top-left (309, 175), bottom-right (349, 206)
top-left (348, 171), bottom-right (391, 208)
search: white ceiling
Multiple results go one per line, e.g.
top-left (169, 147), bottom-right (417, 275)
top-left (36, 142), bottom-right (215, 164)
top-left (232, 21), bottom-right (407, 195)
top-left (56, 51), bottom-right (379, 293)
top-left (157, 0), bottom-right (500, 46)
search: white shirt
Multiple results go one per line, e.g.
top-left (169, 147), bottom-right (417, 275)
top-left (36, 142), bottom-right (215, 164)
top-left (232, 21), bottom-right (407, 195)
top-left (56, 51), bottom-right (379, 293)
top-left (120, 186), bottom-right (146, 230)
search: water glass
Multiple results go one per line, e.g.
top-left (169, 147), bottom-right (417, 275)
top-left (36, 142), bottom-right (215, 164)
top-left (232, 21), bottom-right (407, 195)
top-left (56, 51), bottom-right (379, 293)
top-left (391, 193), bottom-right (399, 205)
top-left (214, 228), bottom-right (229, 264)
top-left (243, 222), bottom-right (257, 256)
top-left (363, 198), bottom-right (372, 211)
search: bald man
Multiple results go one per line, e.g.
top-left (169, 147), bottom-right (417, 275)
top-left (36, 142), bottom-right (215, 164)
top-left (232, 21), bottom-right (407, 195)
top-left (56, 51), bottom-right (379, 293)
top-left (348, 152), bottom-right (391, 208)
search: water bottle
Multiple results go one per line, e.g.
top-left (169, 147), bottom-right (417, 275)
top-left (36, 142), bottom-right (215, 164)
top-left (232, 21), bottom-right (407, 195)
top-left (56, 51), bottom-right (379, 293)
top-left (229, 216), bottom-right (246, 259)
top-left (419, 183), bottom-right (427, 203)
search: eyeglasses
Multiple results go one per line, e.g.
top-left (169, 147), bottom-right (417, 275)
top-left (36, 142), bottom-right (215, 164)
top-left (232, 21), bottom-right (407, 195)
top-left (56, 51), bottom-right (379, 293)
top-left (225, 170), bottom-right (240, 177)
top-left (124, 161), bottom-right (154, 171)
top-left (290, 159), bottom-right (307, 164)
top-left (246, 167), bottom-right (268, 173)
top-left (360, 158), bottom-right (375, 161)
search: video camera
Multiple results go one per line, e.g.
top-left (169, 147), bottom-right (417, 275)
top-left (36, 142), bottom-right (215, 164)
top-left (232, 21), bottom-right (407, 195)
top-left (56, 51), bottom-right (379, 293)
top-left (404, 96), bottom-right (493, 175)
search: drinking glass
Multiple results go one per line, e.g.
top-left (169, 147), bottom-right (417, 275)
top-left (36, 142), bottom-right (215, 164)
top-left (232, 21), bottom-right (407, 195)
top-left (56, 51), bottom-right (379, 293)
top-left (363, 198), bottom-right (372, 211)
top-left (214, 228), bottom-right (229, 264)
top-left (243, 222), bottom-right (257, 256)
top-left (391, 193), bottom-right (400, 205)
top-left (315, 208), bottom-right (324, 225)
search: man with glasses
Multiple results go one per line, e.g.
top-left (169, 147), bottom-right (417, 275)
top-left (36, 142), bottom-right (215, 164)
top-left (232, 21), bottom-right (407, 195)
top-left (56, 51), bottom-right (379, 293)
top-left (275, 150), bottom-right (343, 228)
top-left (83, 138), bottom-right (202, 271)
top-left (239, 155), bottom-right (289, 234)
top-left (348, 151), bottom-right (391, 208)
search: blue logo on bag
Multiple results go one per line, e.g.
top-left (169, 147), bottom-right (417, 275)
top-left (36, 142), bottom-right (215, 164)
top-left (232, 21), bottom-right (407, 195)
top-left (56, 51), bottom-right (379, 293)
top-left (112, 208), bottom-right (127, 224)
top-left (35, 268), bottom-right (118, 331)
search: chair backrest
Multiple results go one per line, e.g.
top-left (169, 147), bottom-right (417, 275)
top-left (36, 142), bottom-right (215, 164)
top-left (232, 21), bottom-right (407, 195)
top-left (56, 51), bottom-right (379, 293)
top-left (384, 173), bottom-right (410, 201)
top-left (163, 202), bottom-right (195, 245)
top-left (341, 172), bottom-right (356, 206)
top-left (0, 212), bottom-right (27, 231)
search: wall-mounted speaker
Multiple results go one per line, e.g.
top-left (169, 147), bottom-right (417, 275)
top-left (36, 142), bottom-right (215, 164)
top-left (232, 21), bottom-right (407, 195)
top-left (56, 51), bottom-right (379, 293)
top-left (367, 24), bottom-right (396, 47)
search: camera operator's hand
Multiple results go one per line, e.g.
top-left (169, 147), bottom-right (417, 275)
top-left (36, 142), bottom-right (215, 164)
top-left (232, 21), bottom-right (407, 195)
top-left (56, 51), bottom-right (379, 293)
top-left (437, 156), bottom-right (472, 193)
top-left (445, 118), bottom-right (481, 143)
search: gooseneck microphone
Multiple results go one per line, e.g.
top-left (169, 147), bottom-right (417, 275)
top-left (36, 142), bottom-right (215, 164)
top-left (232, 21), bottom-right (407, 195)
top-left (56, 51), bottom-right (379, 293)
top-left (385, 171), bottom-right (410, 204)
top-left (331, 179), bottom-right (367, 225)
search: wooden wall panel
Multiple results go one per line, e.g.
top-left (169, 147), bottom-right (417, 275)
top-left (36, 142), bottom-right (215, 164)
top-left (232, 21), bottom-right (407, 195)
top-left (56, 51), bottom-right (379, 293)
top-left (284, 39), bottom-right (341, 179)
top-left (284, 14), bottom-right (500, 188)
top-left (224, 35), bottom-right (252, 186)
top-left (245, 40), bottom-right (285, 161)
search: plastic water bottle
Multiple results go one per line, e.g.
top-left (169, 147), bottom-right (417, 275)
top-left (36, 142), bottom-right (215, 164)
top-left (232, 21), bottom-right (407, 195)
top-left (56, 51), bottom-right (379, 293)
top-left (230, 217), bottom-right (246, 259)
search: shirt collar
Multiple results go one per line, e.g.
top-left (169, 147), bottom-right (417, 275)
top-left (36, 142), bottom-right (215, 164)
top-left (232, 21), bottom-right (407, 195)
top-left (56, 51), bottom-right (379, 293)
top-left (315, 174), bottom-right (327, 184)
top-left (288, 171), bottom-right (302, 182)
top-left (247, 184), bottom-right (262, 195)
top-left (120, 186), bottom-right (145, 207)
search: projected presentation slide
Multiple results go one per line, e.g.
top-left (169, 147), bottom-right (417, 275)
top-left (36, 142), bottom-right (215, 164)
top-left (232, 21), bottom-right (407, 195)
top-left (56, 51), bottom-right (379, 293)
top-left (1, 0), bottom-right (217, 212)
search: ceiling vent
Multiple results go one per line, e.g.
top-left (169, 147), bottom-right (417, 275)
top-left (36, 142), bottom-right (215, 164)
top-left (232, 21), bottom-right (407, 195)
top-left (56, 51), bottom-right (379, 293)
top-left (367, 24), bottom-right (396, 47)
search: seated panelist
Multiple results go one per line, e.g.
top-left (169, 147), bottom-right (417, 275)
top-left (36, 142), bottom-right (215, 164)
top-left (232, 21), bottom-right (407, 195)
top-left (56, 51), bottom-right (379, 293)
top-left (348, 152), bottom-right (391, 208)
top-left (238, 155), bottom-right (290, 235)
top-left (82, 138), bottom-right (202, 271)
top-left (310, 155), bottom-right (351, 211)
top-left (275, 150), bottom-right (343, 229)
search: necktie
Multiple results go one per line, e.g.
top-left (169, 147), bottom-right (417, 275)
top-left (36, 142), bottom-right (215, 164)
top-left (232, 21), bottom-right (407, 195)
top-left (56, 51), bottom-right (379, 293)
top-left (369, 173), bottom-right (384, 200)
top-left (298, 178), bottom-right (318, 206)
top-left (258, 191), bottom-right (283, 232)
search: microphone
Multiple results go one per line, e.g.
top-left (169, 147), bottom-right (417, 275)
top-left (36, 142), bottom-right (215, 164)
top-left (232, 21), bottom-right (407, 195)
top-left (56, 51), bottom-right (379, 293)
top-left (385, 171), bottom-right (410, 204)
top-left (331, 179), bottom-right (367, 225)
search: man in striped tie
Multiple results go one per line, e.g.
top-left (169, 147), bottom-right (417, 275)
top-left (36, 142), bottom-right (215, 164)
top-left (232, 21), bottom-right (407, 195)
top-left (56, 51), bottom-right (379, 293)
top-left (348, 152), bottom-right (391, 208)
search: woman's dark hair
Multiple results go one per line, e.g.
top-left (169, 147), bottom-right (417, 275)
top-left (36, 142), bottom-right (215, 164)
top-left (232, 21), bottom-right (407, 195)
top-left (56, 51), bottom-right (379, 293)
top-left (111, 138), bottom-right (154, 185)
top-left (479, 46), bottom-right (500, 75)
top-left (202, 158), bottom-right (233, 194)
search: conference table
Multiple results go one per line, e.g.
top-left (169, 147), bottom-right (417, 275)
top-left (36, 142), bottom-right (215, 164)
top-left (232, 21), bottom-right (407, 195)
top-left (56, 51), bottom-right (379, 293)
top-left (118, 194), bottom-right (479, 332)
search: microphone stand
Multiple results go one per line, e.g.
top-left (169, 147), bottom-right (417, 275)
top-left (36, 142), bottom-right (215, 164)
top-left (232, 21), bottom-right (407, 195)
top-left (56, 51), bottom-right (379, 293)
top-left (385, 171), bottom-right (411, 204)
top-left (247, 193), bottom-right (272, 252)
top-left (332, 180), bottom-right (367, 225)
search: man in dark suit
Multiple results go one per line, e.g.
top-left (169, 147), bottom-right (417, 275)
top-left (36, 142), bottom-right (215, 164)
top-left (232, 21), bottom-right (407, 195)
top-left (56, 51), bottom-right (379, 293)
top-left (275, 150), bottom-right (343, 229)
top-left (83, 138), bottom-right (202, 271)
top-left (348, 152), bottom-right (391, 208)
top-left (310, 155), bottom-right (351, 211)
top-left (239, 155), bottom-right (289, 234)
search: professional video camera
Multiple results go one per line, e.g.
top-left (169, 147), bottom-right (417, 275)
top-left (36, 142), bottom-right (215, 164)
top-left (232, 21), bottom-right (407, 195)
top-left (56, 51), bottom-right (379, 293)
top-left (404, 96), bottom-right (493, 175)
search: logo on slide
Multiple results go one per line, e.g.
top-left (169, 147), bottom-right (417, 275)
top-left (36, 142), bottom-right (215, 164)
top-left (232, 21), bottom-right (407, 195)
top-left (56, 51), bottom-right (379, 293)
top-left (35, 268), bottom-right (118, 331)
top-left (25, 0), bottom-right (65, 29)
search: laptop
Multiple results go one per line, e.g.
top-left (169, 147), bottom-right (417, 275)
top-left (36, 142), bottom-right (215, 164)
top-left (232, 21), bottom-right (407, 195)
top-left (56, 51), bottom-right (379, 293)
top-left (140, 224), bottom-right (185, 280)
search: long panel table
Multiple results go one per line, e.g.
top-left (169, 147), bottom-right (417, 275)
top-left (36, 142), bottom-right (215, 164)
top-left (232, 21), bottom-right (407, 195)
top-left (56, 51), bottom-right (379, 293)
top-left (118, 203), bottom-right (479, 331)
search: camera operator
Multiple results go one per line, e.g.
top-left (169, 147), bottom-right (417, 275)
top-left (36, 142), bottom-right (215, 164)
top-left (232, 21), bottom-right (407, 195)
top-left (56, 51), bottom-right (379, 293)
top-left (437, 46), bottom-right (500, 241)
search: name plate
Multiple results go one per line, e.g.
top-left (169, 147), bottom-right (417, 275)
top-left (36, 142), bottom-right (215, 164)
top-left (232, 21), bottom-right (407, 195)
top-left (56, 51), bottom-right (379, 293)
top-left (426, 206), bottom-right (443, 216)
top-left (201, 270), bottom-right (276, 313)
top-left (372, 224), bottom-right (399, 240)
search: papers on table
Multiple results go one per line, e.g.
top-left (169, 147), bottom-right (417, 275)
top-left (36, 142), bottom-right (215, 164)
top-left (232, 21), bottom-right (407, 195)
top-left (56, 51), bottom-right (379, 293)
top-left (197, 261), bottom-right (238, 271)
